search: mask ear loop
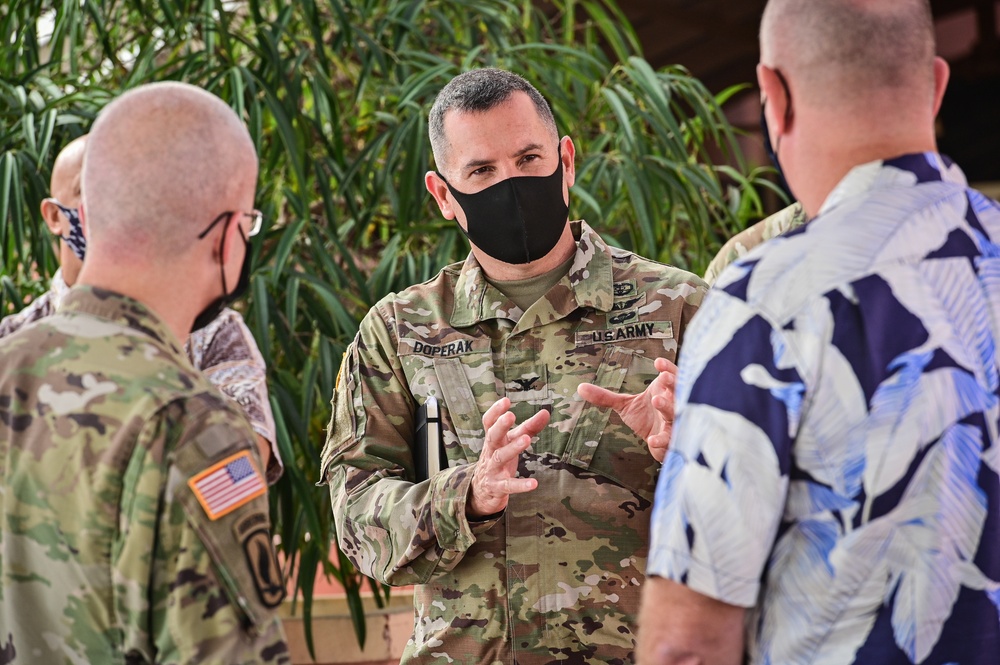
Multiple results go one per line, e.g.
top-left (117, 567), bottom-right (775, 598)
top-left (218, 212), bottom-right (234, 296)
top-left (761, 68), bottom-right (794, 198)
top-left (773, 69), bottom-right (793, 157)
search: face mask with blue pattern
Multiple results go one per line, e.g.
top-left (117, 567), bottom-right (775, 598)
top-left (51, 201), bottom-right (87, 261)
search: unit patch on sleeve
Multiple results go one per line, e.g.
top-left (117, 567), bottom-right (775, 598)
top-left (188, 450), bottom-right (266, 521)
top-left (235, 514), bottom-right (286, 608)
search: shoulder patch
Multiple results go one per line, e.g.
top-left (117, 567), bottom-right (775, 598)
top-left (188, 450), bottom-right (266, 521)
top-left (236, 514), bottom-right (285, 608)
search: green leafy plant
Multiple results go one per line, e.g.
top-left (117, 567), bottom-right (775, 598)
top-left (0, 0), bottom-right (777, 655)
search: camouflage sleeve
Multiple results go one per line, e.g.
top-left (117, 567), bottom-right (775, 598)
top-left (117, 395), bottom-right (289, 664)
top-left (190, 308), bottom-right (283, 485)
top-left (673, 279), bottom-right (708, 352)
top-left (0, 291), bottom-right (55, 339)
top-left (703, 203), bottom-right (808, 285)
top-left (320, 303), bottom-right (481, 586)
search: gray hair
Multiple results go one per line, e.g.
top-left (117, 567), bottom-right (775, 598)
top-left (428, 68), bottom-right (558, 171)
top-left (760, 0), bottom-right (935, 107)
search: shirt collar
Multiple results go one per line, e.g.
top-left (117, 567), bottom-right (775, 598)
top-left (60, 286), bottom-right (185, 356)
top-left (450, 220), bottom-right (615, 328)
top-left (50, 268), bottom-right (71, 308)
top-left (819, 152), bottom-right (967, 218)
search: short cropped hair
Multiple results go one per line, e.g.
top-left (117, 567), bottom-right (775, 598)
top-left (760, 0), bottom-right (935, 106)
top-left (428, 68), bottom-right (558, 170)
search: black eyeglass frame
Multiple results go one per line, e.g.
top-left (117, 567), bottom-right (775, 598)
top-left (196, 210), bottom-right (261, 295)
top-left (197, 210), bottom-right (263, 240)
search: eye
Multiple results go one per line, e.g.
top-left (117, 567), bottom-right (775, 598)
top-left (470, 165), bottom-right (494, 177)
top-left (518, 154), bottom-right (540, 166)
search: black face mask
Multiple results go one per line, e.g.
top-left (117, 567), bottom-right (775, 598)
top-left (761, 69), bottom-right (793, 199)
top-left (192, 220), bottom-right (251, 333)
top-left (438, 149), bottom-right (568, 265)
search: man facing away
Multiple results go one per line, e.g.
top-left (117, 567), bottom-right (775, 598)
top-left (635, 1), bottom-right (1000, 663)
top-left (0, 135), bottom-right (283, 484)
top-left (0, 82), bottom-right (288, 663)
top-left (320, 68), bottom-right (707, 664)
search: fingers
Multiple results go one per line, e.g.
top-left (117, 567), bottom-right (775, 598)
top-left (469, 399), bottom-right (545, 518)
top-left (578, 382), bottom-right (631, 409)
top-left (490, 430), bottom-right (532, 466)
top-left (508, 407), bottom-right (550, 441)
top-left (651, 392), bottom-right (675, 422)
top-left (654, 356), bottom-right (678, 374)
top-left (647, 433), bottom-right (671, 463)
top-left (481, 396), bottom-right (512, 433)
top-left (492, 475), bottom-right (538, 496)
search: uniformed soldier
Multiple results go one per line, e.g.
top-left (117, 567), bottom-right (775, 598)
top-left (320, 68), bottom-right (707, 664)
top-left (702, 202), bottom-right (807, 285)
top-left (0, 136), bottom-right (284, 485)
top-left (0, 82), bottom-right (288, 663)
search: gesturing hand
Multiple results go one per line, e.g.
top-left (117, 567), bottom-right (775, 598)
top-left (577, 356), bottom-right (677, 462)
top-left (467, 397), bottom-right (550, 519)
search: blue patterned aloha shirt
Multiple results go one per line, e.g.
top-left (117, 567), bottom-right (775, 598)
top-left (648, 152), bottom-right (1000, 664)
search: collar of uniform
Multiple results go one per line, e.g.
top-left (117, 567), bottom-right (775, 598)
top-left (450, 220), bottom-right (614, 328)
top-left (50, 268), bottom-right (71, 309)
top-left (818, 152), bottom-right (967, 218)
top-left (60, 286), bottom-right (185, 356)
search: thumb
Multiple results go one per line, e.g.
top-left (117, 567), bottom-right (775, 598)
top-left (578, 382), bottom-right (627, 409)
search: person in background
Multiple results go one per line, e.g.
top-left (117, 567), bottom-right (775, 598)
top-left (702, 202), bottom-right (806, 285)
top-left (635, 0), bottom-right (1000, 663)
top-left (0, 81), bottom-right (288, 663)
top-left (320, 67), bottom-right (707, 664)
top-left (0, 134), bottom-right (282, 484)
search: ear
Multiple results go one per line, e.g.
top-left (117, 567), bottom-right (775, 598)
top-left (425, 171), bottom-right (456, 220)
top-left (931, 56), bottom-right (950, 118)
top-left (757, 63), bottom-right (792, 135)
top-left (40, 199), bottom-right (64, 236)
top-left (220, 213), bottom-right (243, 262)
top-left (560, 136), bottom-right (576, 189)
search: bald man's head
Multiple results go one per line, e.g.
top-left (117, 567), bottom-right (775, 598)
top-left (83, 82), bottom-right (257, 260)
top-left (760, 0), bottom-right (936, 109)
top-left (40, 134), bottom-right (89, 284)
top-left (50, 135), bottom-right (87, 208)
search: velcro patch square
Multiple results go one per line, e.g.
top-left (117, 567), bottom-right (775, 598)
top-left (188, 450), bottom-right (266, 521)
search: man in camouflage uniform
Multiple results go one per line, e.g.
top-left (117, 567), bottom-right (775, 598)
top-left (0, 82), bottom-right (288, 663)
top-left (702, 202), bottom-right (807, 285)
top-left (0, 136), bottom-right (283, 485)
top-left (320, 68), bottom-right (707, 664)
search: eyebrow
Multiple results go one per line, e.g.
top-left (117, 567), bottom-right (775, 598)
top-left (459, 142), bottom-right (547, 173)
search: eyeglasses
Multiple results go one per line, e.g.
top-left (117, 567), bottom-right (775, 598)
top-left (197, 210), bottom-right (263, 240)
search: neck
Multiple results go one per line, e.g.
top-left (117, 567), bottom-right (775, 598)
top-left (60, 254), bottom-right (83, 287)
top-left (472, 222), bottom-right (576, 281)
top-left (792, 107), bottom-right (938, 218)
top-left (76, 259), bottom-right (197, 344)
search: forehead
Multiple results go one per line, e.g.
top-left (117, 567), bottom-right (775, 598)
top-left (441, 92), bottom-right (554, 162)
top-left (51, 164), bottom-right (83, 205)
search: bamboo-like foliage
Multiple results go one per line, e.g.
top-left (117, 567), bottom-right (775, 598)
top-left (0, 0), bottom-right (777, 653)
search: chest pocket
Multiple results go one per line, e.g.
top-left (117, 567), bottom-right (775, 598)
top-left (432, 356), bottom-right (495, 463)
top-left (562, 345), bottom-right (659, 501)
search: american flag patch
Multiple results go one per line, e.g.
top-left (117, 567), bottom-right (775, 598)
top-left (188, 451), bottom-right (266, 521)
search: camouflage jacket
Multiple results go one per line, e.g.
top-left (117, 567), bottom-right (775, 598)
top-left (703, 202), bottom-right (808, 285)
top-left (0, 287), bottom-right (288, 664)
top-left (321, 221), bottom-right (707, 665)
top-left (0, 282), bottom-right (282, 484)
